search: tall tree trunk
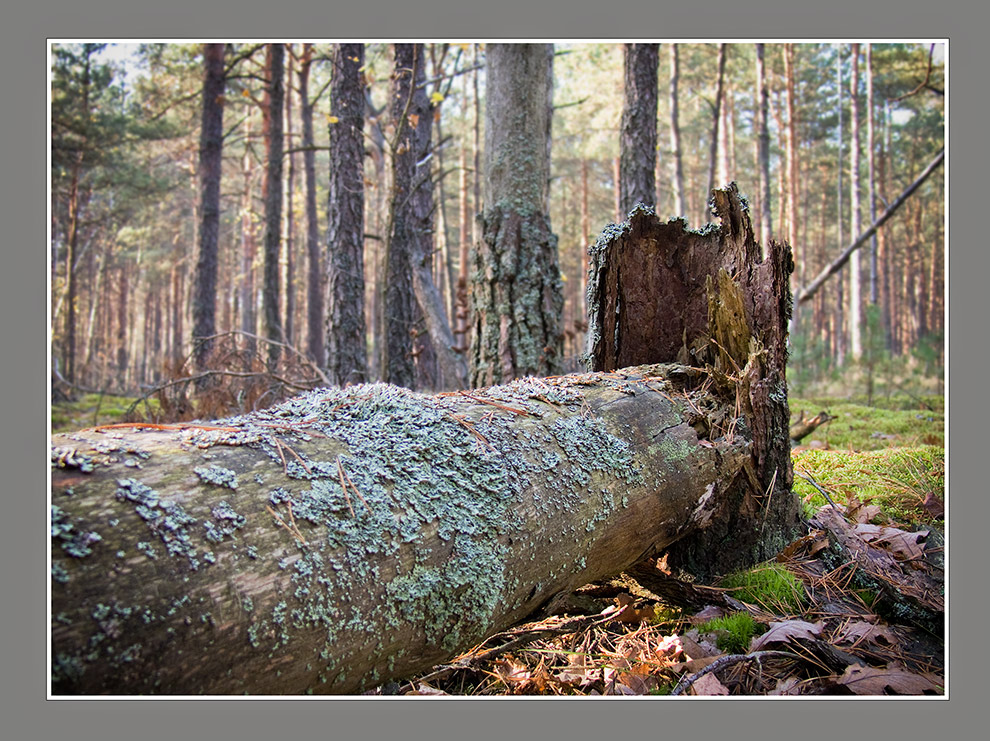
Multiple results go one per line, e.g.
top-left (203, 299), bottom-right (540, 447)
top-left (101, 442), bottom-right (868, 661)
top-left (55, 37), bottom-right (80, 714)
top-left (403, 44), bottom-right (468, 391)
top-left (455, 146), bottom-right (470, 353)
top-left (755, 43), bottom-right (773, 247)
top-left (619, 43), bottom-right (659, 215)
top-left (784, 44), bottom-right (799, 266)
top-left (284, 46), bottom-right (297, 351)
top-left (706, 43), bottom-right (727, 199)
top-left (239, 129), bottom-right (257, 357)
top-left (63, 50), bottom-right (94, 386)
top-left (668, 45), bottom-right (685, 217)
top-left (835, 45), bottom-right (846, 366)
top-left (192, 43), bottom-right (226, 378)
top-left (325, 44), bottom-right (368, 386)
top-left (262, 44), bottom-right (285, 376)
top-left (866, 43), bottom-right (879, 307)
top-left (116, 261), bottom-right (129, 387)
top-left (381, 44), bottom-right (419, 389)
top-left (580, 157), bottom-right (590, 321)
top-left (299, 45), bottom-right (324, 367)
top-left (470, 43), bottom-right (563, 387)
top-left (848, 43), bottom-right (862, 360)
top-left (170, 263), bottom-right (185, 367)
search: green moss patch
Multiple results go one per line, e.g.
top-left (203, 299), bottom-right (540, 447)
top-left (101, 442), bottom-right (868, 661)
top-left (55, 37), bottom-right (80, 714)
top-left (696, 612), bottom-right (764, 654)
top-left (792, 446), bottom-right (944, 526)
top-left (717, 562), bottom-right (805, 614)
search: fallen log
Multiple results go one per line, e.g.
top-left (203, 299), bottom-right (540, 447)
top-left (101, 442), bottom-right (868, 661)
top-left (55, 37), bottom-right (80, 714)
top-left (51, 366), bottom-right (752, 695)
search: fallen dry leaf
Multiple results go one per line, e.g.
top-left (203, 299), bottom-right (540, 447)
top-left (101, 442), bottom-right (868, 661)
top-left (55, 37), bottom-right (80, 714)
top-left (691, 672), bottom-right (730, 696)
top-left (854, 524), bottom-right (928, 562)
top-left (769, 677), bottom-right (803, 696)
top-left (837, 664), bottom-right (941, 695)
top-left (690, 605), bottom-right (726, 624)
top-left (409, 682), bottom-right (447, 695)
top-left (750, 620), bottom-right (823, 651)
top-left (556, 653), bottom-right (597, 687)
top-left (847, 501), bottom-right (884, 524)
top-left (836, 620), bottom-right (898, 647)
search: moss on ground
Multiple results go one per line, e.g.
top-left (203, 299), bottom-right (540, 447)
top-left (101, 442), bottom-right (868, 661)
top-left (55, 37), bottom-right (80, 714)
top-left (792, 446), bottom-right (944, 526)
top-left (789, 396), bottom-right (943, 451)
top-left (717, 562), bottom-right (806, 614)
top-left (52, 393), bottom-right (160, 433)
top-left (696, 612), bottom-right (764, 654)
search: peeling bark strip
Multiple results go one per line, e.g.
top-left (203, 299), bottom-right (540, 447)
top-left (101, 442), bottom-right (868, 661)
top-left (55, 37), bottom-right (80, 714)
top-left (586, 185), bottom-right (801, 576)
top-left (52, 367), bottom-right (750, 695)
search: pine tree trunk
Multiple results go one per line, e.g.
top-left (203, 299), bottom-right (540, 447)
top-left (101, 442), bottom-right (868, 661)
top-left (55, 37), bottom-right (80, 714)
top-left (619, 43), bottom-right (658, 215)
top-left (284, 47), bottom-right (296, 351)
top-left (298, 45), bottom-right (324, 367)
top-left (849, 43), bottom-right (862, 360)
top-left (405, 51), bottom-right (468, 391)
top-left (668, 44), bottom-right (685, 218)
top-left (192, 43), bottom-right (226, 376)
top-left (325, 43), bottom-right (368, 386)
top-left (470, 43), bottom-right (563, 387)
top-left (381, 44), bottom-right (420, 389)
top-left (262, 44), bottom-right (285, 375)
top-left (706, 43), bottom-right (727, 199)
top-left (755, 43), bottom-right (773, 247)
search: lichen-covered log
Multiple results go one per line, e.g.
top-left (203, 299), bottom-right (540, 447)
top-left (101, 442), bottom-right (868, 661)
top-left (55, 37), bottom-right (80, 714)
top-left (586, 184), bottom-right (802, 577)
top-left (51, 366), bottom-right (751, 695)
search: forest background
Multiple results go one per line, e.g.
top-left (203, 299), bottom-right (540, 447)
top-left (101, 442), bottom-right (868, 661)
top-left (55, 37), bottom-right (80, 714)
top-left (48, 41), bottom-right (945, 414)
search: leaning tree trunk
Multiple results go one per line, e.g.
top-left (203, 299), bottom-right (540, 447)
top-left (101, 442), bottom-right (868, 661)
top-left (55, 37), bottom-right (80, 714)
top-left (586, 184), bottom-right (801, 576)
top-left (51, 186), bottom-right (802, 696)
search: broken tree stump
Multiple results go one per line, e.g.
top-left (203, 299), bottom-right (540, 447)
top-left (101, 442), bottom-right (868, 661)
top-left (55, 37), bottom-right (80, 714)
top-left (586, 185), bottom-right (802, 577)
top-left (789, 410), bottom-right (834, 445)
top-left (52, 368), bottom-right (755, 695)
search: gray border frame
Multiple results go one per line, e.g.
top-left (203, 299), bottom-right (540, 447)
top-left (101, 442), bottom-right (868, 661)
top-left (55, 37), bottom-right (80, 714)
top-left (7, 0), bottom-right (981, 738)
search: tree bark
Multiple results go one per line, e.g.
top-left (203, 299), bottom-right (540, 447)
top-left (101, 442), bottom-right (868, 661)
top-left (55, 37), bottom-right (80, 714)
top-left (192, 43), bottom-right (226, 378)
top-left (706, 43), bottom-right (727, 199)
top-left (382, 44), bottom-right (419, 389)
top-left (849, 43), bottom-right (862, 360)
top-left (325, 43), bottom-right (368, 385)
top-left (405, 46), bottom-right (468, 391)
top-left (755, 43), bottom-right (773, 247)
top-left (619, 43), bottom-right (658, 216)
top-left (298, 44), bottom-right (324, 367)
top-left (470, 43), bottom-right (564, 387)
top-left (668, 44), bottom-right (685, 218)
top-left (586, 184), bottom-right (801, 576)
top-left (262, 44), bottom-right (285, 374)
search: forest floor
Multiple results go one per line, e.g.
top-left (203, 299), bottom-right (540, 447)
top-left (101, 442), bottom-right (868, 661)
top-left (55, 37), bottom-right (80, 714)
top-left (49, 390), bottom-right (946, 696)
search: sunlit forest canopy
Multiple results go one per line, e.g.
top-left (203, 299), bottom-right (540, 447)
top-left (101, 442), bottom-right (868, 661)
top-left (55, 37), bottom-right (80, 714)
top-left (50, 41), bottom-right (944, 409)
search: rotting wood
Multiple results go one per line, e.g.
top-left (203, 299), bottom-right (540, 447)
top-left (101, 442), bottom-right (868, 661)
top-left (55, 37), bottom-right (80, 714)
top-left (52, 365), bottom-right (755, 695)
top-left (586, 184), bottom-right (801, 577)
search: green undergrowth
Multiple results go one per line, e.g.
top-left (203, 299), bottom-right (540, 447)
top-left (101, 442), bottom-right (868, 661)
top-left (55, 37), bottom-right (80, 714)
top-left (792, 446), bottom-right (944, 525)
top-left (717, 562), bottom-right (806, 614)
top-left (51, 393), bottom-right (158, 433)
top-left (789, 396), bottom-right (943, 451)
top-left (696, 612), bottom-right (765, 654)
